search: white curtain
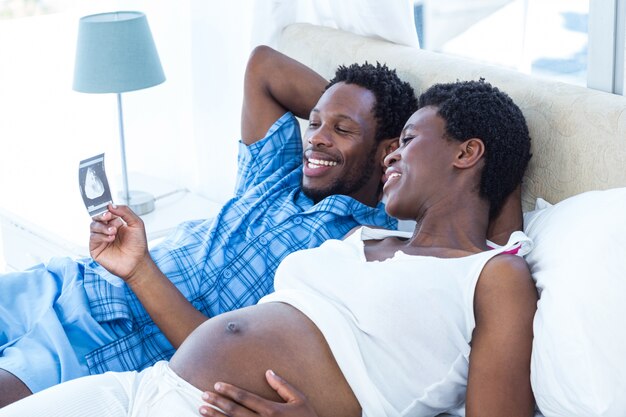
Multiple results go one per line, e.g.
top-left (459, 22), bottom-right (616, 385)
top-left (251, 0), bottom-right (420, 49)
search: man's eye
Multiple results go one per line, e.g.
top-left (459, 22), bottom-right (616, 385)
top-left (308, 122), bottom-right (320, 129)
top-left (336, 127), bottom-right (350, 134)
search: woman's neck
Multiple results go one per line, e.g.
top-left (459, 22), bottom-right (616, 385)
top-left (407, 197), bottom-right (491, 253)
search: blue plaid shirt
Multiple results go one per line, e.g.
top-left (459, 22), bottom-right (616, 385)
top-left (81, 113), bottom-right (397, 374)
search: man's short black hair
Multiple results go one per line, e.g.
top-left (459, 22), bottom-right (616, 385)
top-left (418, 79), bottom-right (532, 218)
top-left (327, 62), bottom-right (417, 143)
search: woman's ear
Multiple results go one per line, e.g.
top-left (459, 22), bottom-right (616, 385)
top-left (453, 138), bottom-right (485, 169)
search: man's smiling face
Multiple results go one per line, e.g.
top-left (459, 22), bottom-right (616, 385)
top-left (301, 82), bottom-right (382, 205)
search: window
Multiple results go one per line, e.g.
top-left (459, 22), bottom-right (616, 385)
top-left (414, 0), bottom-right (590, 87)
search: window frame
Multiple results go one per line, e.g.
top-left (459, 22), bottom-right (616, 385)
top-left (587, 0), bottom-right (626, 94)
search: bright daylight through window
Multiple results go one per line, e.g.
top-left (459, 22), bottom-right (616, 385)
top-left (413, 0), bottom-right (590, 86)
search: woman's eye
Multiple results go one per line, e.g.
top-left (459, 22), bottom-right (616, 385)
top-left (400, 136), bottom-right (414, 146)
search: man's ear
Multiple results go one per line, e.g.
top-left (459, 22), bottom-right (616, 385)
top-left (378, 137), bottom-right (399, 167)
top-left (453, 138), bottom-right (485, 169)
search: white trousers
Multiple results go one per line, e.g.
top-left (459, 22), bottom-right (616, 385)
top-left (0, 361), bottom-right (211, 417)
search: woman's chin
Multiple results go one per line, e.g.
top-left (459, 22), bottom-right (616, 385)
top-left (384, 204), bottom-right (401, 219)
top-left (384, 204), bottom-right (415, 222)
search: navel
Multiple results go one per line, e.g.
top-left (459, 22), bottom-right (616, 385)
top-left (226, 321), bottom-right (239, 334)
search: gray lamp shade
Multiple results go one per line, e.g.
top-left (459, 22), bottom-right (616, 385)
top-left (73, 11), bottom-right (165, 94)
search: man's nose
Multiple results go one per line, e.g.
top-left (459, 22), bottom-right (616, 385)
top-left (308, 126), bottom-right (333, 147)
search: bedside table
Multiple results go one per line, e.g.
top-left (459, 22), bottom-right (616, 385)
top-left (0, 174), bottom-right (223, 271)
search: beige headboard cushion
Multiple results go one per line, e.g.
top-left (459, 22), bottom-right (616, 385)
top-left (278, 23), bottom-right (626, 210)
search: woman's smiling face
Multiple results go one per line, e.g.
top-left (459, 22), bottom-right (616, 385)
top-left (382, 106), bottom-right (459, 220)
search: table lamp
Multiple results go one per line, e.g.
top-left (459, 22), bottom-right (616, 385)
top-left (73, 11), bottom-right (165, 215)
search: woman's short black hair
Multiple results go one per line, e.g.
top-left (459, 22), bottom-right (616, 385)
top-left (327, 62), bottom-right (417, 143)
top-left (418, 79), bottom-right (532, 218)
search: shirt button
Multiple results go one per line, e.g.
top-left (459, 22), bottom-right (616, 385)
top-left (223, 269), bottom-right (233, 278)
top-left (259, 236), bottom-right (268, 245)
top-left (293, 217), bottom-right (303, 224)
top-left (142, 325), bottom-right (155, 335)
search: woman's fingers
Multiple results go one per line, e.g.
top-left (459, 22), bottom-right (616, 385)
top-left (199, 374), bottom-right (318, 417)
top-left (265, 370), bottom-right (306, 404)
top-left (200, 389), bottom-right (257, 416)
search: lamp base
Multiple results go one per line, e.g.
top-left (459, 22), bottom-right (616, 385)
top-left (119, 190), bottom-right (155, 216)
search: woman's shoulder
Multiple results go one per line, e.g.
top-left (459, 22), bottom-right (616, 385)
top-left (476, 253), bottom-right (536, 313)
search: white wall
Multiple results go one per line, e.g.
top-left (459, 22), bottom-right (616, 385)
top-left (105, 0), bottom-right (255, 202)
top-left (0, 0), bottom-right (255, 219)
top-left (189, 0), bottom-right (254, 202)
top-left (0, 12), bottom-right (109, 215)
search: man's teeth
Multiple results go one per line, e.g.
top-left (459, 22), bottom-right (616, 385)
top-left (308, 158), bottom-right (338, 167)
top-left (388, 173), bottom-right (401, 179)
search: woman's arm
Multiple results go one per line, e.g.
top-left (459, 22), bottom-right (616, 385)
top-left (90, 204), bottom-right (207, 348)
top-left (465, 254), bottom-right (537, 417)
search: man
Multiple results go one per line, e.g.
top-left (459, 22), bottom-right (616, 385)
top-left (0, 46), bottom-right (418, 406)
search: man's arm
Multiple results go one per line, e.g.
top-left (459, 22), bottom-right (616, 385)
top-left (465, 254), bottom-right (537, 417)
top-left (487, 186), bottom-right (523, 246)
top-left (90, 205), bottom-right (207, 348)
top-left (241, 46), bottom-right (327, 145)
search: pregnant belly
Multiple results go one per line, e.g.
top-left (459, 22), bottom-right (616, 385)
top-left (169, 302), bottom-right (360, 417)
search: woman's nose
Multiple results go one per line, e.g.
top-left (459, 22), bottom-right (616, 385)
top-left (384, 148), bottom-right (401, 167)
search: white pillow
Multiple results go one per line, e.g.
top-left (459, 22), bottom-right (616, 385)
top-left (523, 188), bottom-right (626, 417)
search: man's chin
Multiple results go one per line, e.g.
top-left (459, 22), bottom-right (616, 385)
top-left (301, 185), bottom-right (330, 204)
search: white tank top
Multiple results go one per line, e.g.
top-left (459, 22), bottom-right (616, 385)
top-left (259, 227), bottom-right (532, 417)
